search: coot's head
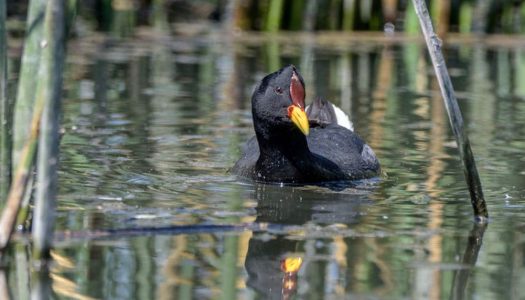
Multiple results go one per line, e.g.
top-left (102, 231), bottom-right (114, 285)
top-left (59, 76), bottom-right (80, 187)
top-left (251, 65), bottom-right (309, 138)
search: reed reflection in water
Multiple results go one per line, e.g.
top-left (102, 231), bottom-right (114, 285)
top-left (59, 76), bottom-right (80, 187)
top-left (3, 33), bottom-right (525, 299)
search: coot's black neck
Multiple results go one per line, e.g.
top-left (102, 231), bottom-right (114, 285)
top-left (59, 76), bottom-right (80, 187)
top-left (254, 125), bottom-right (345, 182)
top-left (256, 126), bottom-right (311, 162)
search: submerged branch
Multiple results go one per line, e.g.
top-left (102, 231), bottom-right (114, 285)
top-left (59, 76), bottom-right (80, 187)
top-left (412, 0), bottom-right (488, 222)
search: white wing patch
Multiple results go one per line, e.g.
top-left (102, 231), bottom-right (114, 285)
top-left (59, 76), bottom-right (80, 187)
top-left (331, 104), bottom-right (353, 131)
top-left (305, 101), bottom-right (354, 131)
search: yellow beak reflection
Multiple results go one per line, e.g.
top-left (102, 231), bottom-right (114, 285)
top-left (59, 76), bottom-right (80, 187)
top-left (281, 257), bottom-right (303, 273)
top-left (287, 105), bottom-right (309, 136)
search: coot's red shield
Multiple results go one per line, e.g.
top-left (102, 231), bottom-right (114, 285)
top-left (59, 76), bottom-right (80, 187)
top-left (290, 71), bottom-right (305, 109)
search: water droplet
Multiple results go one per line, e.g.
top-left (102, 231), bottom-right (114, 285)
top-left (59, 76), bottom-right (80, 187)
top-left (384, 22), bottom-right (395, 36)
top-left (40, 40), bottom-right (48, 48)
top-left (382, 215), bottom-right (389, 220)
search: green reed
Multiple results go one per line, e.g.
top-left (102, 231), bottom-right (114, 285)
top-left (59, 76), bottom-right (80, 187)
top-left (13, 0), bottom-right (46, 173)
top-left (0, 0), bottom-right (9, 201)
top-left (32, 0), bottom-right (66, 260)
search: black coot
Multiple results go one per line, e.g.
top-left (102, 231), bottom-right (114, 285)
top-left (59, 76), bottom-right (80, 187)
top-left (232, 65), bottom-right (380, 183)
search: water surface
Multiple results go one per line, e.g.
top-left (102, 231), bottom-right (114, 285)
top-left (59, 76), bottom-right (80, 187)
top-left (6, 32), bottom-right (525, 299)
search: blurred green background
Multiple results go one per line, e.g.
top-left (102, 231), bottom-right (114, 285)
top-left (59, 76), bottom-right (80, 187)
top-left (6, 0), bottom-right (525, 36)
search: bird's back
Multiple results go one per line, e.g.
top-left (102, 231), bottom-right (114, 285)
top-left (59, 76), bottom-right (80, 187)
top-left (232, 123), bottom-right (380, 183)
top-left (306, 123), bottom-right (380, 180)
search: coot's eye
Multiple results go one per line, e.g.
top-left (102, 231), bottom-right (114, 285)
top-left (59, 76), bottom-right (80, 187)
top-left (274, 86), bottom-right (283, 94)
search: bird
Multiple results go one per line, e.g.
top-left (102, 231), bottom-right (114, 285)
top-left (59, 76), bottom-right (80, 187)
top-left (231, 65), bottom-right (380, 184)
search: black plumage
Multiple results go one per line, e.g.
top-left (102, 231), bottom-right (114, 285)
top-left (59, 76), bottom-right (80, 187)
top-left (232, 65), bottom-right (380, 183)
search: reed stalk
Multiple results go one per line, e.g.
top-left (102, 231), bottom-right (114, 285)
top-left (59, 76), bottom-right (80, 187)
top-left (111, 0), bottom-right (135, 37)
top-left (290, 0), bottom-right (304, 30)
top-left (266, 39), bottom-right (280, 72)
top-left (0, 269), bottom-right (8, 300)
top-left (10, 0), bottom-right (48, 228)
top-left (430, 0), bottom-right (438, 26)
top-left (265, 0), bottom-right (283, 32)
top-left (30, 267), bottom-right (52, 300)
top-left (328, 0), bottom-right (341, 30)
top-left (15, 243), bottom-right (30, 300)
top-left (459, 2), bottom-right (473, 33)
top-left (15, 165), bottom-right (34, 229)
top-left (382, 0), bottom-right (397, 23)
top-left (66, 0), bottom-right (77, 34)
top-left (13, 0), bottom-right (75, 231)
top-left (369, 1), bottom-right (382, 30)
top-left (449, 223), bottom-right (487, 299)
top-left (412, 0), bottom-right (488, 222)
top-left (0, 105), bottom-right (42, 252)
top-left (360, 0), bottom-right (373, 28)
top-left (13, 0), bottom-right (46, 172)
top-left (303, 0), bottom-right (318, 31)
top-left (152, 0), bottom-right (169, 32)
top-left (404, 0), bottom-right (419, 34)
top-left (471, 0), bottom-right (489, 33)
top-left (221, 235), bottom-right (239, 299)
top-left (32, 0), bottom-right (66, 260)
top-left (342, 0), bottom-right (355, 31)
top-left (220, 188), bottom-right (243, 300)
top-left (178, 238), bottom-right (195, 300)
top-left (0, 0), bottom-right (9, 201)
top-left (521, 3), bottom-right (525, 33)
top-left (436, 0), bottom-right (450, 36)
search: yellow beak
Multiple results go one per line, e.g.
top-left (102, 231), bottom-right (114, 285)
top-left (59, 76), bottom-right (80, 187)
top-left (288, 105), bottom-right (309, 136)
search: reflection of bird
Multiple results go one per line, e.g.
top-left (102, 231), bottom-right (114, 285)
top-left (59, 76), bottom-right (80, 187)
top-left (245, 236), bottom-right (299, 300)
top-left (244, 183), bottom-right (371, 299)
top-left (232, 65), bottom-right (380, 183)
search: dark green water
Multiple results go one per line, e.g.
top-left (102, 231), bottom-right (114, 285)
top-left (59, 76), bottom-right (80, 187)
top-left (6, 33), bottom-right (525, 299)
